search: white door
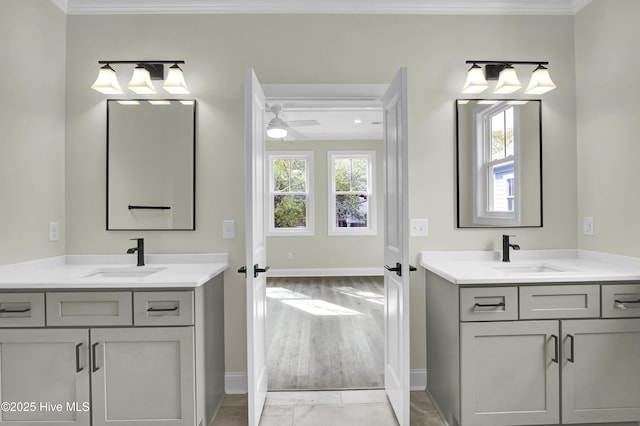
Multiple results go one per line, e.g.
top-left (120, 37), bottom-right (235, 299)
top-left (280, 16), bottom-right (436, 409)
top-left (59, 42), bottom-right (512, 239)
top-left (243, 67), bottom-right (269, 426)
top-left (383, 68), bottom-right (411, 425)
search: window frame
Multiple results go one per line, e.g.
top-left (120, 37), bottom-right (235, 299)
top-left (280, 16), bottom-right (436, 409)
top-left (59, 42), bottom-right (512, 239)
top-left (327, 150), bottom-right (377, 236)
top-left (472, 103), bottom-right (522, 226)
top-left (267, 151), bottom-right (315, 236)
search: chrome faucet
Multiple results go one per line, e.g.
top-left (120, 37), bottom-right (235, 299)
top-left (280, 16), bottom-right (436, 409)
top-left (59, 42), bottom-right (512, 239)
top-left (127, 238), bottom-right (145, 266)
top-left (502, 234), bottom-right (520, 262)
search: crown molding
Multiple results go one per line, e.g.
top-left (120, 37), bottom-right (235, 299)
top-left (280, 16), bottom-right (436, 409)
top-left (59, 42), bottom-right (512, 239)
top-left (59, 0), bottom-right (592, 15)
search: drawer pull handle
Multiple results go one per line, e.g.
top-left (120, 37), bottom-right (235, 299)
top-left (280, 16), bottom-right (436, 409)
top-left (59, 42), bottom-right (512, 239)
top-left (92, 342), bottom-right (100, 372)
top-left (75, 343), bottom-right (84, 373)
top-left (551, 335), bottom-right (559, 363)
top-left (147, 306), bottom-right (179, 312)
top-left (614, 299), bottom-right (640, 310)
top-left (567, 334), bottom-right (575, 363)
top-left (473, 302), bottom-right (505, 309)
top-left (0, 307), bottom-right (31, 313)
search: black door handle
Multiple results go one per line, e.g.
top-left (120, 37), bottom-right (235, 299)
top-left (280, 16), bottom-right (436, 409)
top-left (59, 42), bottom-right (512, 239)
top-left (238, 266), bottom-right (247, 277)
top-left (253, 264), bottom-right (270, 278)
top-left (384, 263), bottom-right (416, 277)
top-left (385, 262), bottom-right (402, 276)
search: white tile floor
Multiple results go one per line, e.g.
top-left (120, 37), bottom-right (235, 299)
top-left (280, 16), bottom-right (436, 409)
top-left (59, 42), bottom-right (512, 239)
top-left (212, 390), bottom-right (445, 426)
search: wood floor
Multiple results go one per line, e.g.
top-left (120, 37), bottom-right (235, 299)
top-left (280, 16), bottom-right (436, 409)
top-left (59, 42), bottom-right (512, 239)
top-left (266, 276), bottom-right (384, 390)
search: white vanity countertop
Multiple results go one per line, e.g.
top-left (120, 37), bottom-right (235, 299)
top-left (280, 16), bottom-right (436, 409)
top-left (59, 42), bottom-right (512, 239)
top-left (420, 250), bottom-right (640, 285)
top-left (0, 254), bottom-right (229, 289)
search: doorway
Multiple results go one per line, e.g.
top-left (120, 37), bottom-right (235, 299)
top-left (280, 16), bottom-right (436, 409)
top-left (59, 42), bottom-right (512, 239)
top-left (262, 98), bottom-right (386, 391)
top-left (244, 69), bottom-right (410, 426)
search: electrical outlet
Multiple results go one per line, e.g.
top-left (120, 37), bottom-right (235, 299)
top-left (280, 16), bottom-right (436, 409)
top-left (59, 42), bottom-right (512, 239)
top-left (48, 221), bottom-right (60, 242)
top-left (583, 216), bottom-right (594, 236)
top-left (287, 252), bottom-right (293, 261)
top-left (410, 218), bottom-right (429, 237)
top-left (222, 220), bottom-right (235, 239)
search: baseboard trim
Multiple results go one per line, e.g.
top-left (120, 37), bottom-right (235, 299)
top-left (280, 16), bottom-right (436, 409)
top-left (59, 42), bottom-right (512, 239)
top-left (268, 267), bottom-right (384, 277)
top-left (225, 369), bottom-right (427, 394)
top-left (225, 372), bottom-right (248, 394)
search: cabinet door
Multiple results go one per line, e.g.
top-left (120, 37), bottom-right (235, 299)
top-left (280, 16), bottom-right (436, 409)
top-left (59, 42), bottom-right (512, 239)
top-left (0, 329), bottom-right (90, 426)
top-left (562, 318), bottom-right (640, 424)
top-left (90, 327), bottom-right (194, 426)
top-left (460, 321), bottom-right (560, 425)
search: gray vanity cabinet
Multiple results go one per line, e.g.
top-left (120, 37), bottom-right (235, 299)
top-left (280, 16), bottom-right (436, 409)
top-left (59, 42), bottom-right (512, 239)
top-left (561, 319), bottom-right (640, 424)
top-left (0, 329), bottom-right (90, 425)
top-left (0, 275), bottom-right (224, 426)
top-left (460, 320), bottom-right (560, 425)
top-left (426, 275), bottom-right (640, 426)
top-left (91, 327), bottom-right (194, 426)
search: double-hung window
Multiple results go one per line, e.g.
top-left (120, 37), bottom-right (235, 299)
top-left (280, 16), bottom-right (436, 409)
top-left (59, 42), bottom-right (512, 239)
top-left (328, 151), bottom-right (376, 235)
top-left (268, 152), bottom-right (314, 236)
top-left (473, 103), bottom-right (520, 226)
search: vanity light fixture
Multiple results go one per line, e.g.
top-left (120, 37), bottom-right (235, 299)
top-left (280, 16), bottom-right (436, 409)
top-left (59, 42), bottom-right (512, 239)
top-left (128, 64), bottom-right (156, 94)
top-left (163, 63), bottom-right (190, 94)
top-left (461, 63), bottom-right (489, 94)
top-left (462, 60), bottom-right (556, 95)
top-left (91, 60), bottom-right (190, 95)
top-left (494, 64), bottom-right (522, 94)
top-left (91, 64), bottom-right (123, 94)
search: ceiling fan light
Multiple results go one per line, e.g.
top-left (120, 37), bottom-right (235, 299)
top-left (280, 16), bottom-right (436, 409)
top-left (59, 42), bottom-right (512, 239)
top-left (163, 63), bottom-right (190, 94)
top-left (91, 64), bottom-right (123, 94)
top-left (462, 63), bottom-right (489, 94)
top-left (267, 127), bottom-right (288, 138)
top-left (128, 65), bottom-right (156, 94)
top-left (525, 64), bottom-right (557, 95)
top-left (494, 65), bottom-right (522, 94)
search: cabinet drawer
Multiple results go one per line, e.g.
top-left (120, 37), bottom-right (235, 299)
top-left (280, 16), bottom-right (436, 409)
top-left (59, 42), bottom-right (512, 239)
top-left (133, 291), bottom-right (194, 326)
top-left (460, 287), bottom-right (518, 321)
top-left (46, 292), bottom-right (132, 326)
top-left (0, 293), bottom-right (45, 327)
top-left (520, 285), bottom-right (600, 319)
top-left (602, 284), bottom-right (640, 318)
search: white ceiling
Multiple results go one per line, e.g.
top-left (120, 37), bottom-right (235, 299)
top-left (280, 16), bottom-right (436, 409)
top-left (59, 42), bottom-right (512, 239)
top-left (53, 0), bottom-right (592, 15)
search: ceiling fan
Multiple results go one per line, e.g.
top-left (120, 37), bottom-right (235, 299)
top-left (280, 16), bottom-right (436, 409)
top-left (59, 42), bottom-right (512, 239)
top-left (266, 105), bottom-right (319, 139)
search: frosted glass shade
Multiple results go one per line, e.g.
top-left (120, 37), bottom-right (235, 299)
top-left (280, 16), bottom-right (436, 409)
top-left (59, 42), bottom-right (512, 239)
top-left (266, 117), bottom-right (288, 138)
top-left (525, 65), bottom-right (557, 94)
top-left (163, 64), bottom-right (190, 94)
top-left (494, 66), bottom-right (522, 94)
top-left (128, 65), bottom-right (156, 94)
top-left (462, 64), bottom-right (489, 94)
top-left (91, 64), bottom-right (123, 94)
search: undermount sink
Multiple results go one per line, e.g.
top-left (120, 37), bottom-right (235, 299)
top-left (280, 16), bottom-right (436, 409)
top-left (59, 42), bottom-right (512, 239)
top-left (84, 267), bottom-right (165, 279)
top-left (492, 264), bottom-right (566, 274)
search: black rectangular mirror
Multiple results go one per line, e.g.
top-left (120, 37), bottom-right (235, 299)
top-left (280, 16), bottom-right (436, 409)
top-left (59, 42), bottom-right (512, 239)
top-left (456, 99), bottom-right (542, 228)
top-left (106, 99), bottom-right (196, 230)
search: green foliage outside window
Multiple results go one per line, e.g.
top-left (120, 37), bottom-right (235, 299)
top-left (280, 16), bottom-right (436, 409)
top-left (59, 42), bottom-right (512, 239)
top-left (273, 158), bottom-right (307, 228)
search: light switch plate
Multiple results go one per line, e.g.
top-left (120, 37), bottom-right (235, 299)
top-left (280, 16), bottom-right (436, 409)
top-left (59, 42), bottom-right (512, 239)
top-left (583, 216), bottom-right (594, 236)
top-left (410, 218), bottom-right (429, 237)
top-left (223, 220), bottom-right (235, 239)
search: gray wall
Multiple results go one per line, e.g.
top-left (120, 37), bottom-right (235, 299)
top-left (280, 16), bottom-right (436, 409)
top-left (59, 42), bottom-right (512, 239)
top-left (63, 12), bottom-right (577, 373)
top-left (0, 0), bottom-right (66, 264)
top-left (575, 0), bottom-right (640, 256)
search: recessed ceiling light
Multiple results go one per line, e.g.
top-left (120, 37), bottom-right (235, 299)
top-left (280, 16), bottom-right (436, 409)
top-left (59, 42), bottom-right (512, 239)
top-left (354, 119), bottom-right (362, 124)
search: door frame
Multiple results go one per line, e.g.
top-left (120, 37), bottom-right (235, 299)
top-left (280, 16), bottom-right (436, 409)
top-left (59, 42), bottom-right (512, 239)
top-left (246, 76), bottom-right (410, 424)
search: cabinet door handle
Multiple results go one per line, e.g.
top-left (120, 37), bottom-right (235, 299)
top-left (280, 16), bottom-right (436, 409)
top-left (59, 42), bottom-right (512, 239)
top-left (0, 307), bottom-right (31, 313)
top-left (614, 299), bottom-right (640, 310)
top-left (567, 334), bottom-right (575, 363)
top-left (551, 335), bottom-right (559, 363)
top-left (75, 343), bottom-right (84, 373)
top-left (147, 306), bottom-right (179, 312)
top-left (473, 302), bottom-right (506, 309)
top-left (92, 342), bottom-right (100, 372)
